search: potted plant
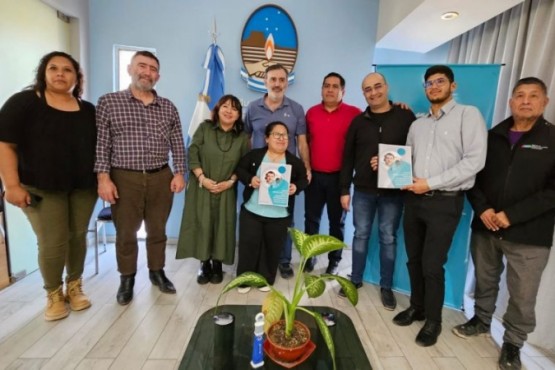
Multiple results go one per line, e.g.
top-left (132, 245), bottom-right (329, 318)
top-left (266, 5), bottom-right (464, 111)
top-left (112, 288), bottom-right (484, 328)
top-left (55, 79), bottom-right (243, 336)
top-left (216, 228), bottom-right (359, 369)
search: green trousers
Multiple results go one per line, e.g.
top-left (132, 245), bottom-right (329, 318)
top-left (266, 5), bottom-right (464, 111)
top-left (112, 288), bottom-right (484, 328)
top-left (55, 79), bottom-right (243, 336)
top-left (22, 185), bottom-right (97, 291)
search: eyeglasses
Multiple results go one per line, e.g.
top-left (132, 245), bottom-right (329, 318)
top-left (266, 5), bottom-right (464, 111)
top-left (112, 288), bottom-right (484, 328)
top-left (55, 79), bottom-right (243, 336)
top-left (270, 132), bottom-right (288, 140)
top-left (424, 78), bottom-right (449, 88)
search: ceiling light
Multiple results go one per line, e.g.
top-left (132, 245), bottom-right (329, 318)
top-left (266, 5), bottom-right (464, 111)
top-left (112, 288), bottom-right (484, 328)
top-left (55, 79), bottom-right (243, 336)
top-left (441, 11), bottom-right (459, 20)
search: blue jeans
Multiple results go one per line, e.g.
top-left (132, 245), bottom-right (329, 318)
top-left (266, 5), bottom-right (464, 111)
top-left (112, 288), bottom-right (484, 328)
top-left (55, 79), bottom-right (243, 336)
top-left (351, 190), bottom-right (403, 288)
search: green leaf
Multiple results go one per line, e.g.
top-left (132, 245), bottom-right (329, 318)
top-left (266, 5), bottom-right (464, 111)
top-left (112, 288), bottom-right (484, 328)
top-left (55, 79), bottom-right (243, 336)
top-left (220, 272), bottom-right (268, 295)
top-left (215, 228), bottom-right (352, 369)
top-left (301, 234), bottom-right (346, 259)
top-left (289, 227), bottom-right (309, 254)
top-left (261, 291), bottom-right (285, 332)
top-left (313, 313), bottom-right (337, 370)
top-left (304, 275), bottom-right (325, 298)
top-left (333, 275), bottom-right (359, 306)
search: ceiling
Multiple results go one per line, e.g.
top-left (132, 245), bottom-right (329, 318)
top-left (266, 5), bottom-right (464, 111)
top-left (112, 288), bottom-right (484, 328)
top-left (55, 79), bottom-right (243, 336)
top-left (376, 0), bottom-right (525, 53)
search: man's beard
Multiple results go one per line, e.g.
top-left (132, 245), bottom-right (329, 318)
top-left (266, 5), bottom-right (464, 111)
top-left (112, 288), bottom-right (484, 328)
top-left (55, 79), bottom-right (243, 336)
top-left (134, 76), bottom-right (154, 91)
top-left (267, 89), bottom-right (283, 102)
top-left (428, 91), bottom-right (451, 105)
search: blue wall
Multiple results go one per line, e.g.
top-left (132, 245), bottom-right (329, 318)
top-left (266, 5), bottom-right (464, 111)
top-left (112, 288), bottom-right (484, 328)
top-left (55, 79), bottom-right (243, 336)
top-left (88, 0), bottom-right (450, 240)
top-left (89, 0), bottom-right (380, 237)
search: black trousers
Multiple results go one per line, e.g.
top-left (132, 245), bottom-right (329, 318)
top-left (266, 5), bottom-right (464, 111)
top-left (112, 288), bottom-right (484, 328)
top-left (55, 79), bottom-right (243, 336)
top-left (304, 171), bottom-right (345, 262)
top-left (237, 207), bottom-right (291, 285)
top-left (403, 192), bottom-right (464, 322)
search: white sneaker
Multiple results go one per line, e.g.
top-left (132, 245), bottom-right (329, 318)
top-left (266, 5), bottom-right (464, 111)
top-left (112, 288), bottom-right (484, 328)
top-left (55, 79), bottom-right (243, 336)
top-left (237, 286), bottom-right (251, 294)
top-left (258, 286), bottom-right (271, 292)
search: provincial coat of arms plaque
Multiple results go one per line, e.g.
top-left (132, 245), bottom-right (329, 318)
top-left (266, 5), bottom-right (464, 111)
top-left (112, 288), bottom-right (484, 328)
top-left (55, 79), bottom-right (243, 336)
top-left (240, 5), bottom-right (298, 92)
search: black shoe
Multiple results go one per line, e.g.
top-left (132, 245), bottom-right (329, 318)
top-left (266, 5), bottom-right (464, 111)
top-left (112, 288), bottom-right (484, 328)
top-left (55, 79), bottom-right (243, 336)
top-left (149, 269), bottom-right (176, 294)
top-left (325, 260), bottom-right (339, 275)
top-left (197, 260), bottom-right (212, 285)
top-left (452, 316), bottom-right (490, 339)
top-left (210, 260), bottom-right (223, 284)
top-left (304, 257), bottom-right (316, 272)
top-left (498, 342), bottom-right (521, 370)
top-left (392, 306), bottom-right (425, 326)
top-left (338, 282), bottom-right (362, 298)
top-left (415, 320), bottom-right (442, 347)
top-left (278, 263), bottom-right (294, 279)
top-left (116, 275), bottom-right (135, 305)
top-left (380, 288), bottom-right (397, 310)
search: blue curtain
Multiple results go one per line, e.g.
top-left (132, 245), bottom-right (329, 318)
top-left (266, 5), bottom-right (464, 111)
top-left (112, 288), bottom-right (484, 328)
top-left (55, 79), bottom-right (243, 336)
top-left (363, 64), bottom-right (501, 309)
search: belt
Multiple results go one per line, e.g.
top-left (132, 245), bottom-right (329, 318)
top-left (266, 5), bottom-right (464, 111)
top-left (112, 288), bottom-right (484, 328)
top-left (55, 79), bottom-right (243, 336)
top-left (421, 190), bottom-right (463, 197)
top-left (113, 164), bottom-right (169, 174)
top-left (312, 170), bottom-right (340, 175)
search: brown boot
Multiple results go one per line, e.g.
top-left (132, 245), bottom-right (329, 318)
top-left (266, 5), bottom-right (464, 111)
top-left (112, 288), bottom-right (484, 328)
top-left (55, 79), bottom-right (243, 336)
top-left (66, 277), bottom-right (91, 311)
top-left (45, 286), bottom-right (69, 321)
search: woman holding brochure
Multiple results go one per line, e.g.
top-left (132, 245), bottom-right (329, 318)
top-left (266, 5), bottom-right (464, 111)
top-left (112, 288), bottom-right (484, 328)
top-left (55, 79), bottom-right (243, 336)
top-left (235, 122), bottom-right (308, 292)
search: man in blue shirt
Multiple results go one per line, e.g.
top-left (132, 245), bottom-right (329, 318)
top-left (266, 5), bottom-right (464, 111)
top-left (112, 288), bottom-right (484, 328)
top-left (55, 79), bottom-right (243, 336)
top-left (244, 64), bottom-right (310, 279)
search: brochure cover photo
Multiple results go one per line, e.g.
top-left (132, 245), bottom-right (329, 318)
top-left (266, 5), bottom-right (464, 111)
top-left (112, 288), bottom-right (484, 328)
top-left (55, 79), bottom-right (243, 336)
top-left (258, 163), bottom-right (292, 207)
top-left (378, 144), bottom-right (413, 189)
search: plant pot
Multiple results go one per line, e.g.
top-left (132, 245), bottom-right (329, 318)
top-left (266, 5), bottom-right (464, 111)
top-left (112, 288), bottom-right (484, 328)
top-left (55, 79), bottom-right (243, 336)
top-left (265, 320), bottom-right (312, 363)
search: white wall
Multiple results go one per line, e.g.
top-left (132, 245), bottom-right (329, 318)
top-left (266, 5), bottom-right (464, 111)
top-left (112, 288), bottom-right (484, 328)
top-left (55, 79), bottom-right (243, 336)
top-left (40, 0), bottom-right (90, 97)
top-left (376, 0), bottom-right (424, 40)
top-left (374, 43), bottom-right (450, 65)
top-left (0, 0), bottom-right (74, 277)
top-left (0, 0), bottom-right (71, 103)
top-left (530, 246), bottom-right (555, 353)
top-left (88, 0), bottom-right (381, 239)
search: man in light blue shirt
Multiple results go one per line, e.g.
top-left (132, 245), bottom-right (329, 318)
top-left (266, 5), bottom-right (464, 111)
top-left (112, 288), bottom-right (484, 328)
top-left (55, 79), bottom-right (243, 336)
top-left (244, 64), bottom-right (311, 279)
top-left (392, 65), bottom-right (487, 347)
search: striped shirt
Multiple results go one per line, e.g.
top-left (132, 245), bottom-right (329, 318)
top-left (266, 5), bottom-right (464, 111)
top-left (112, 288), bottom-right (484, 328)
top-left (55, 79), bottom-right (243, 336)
top-left (94, 89), bottom-right (186, 174)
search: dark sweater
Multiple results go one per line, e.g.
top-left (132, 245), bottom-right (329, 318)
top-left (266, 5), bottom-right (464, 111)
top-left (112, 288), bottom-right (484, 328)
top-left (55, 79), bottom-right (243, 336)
top-left (339, 104), bottom-right (415, 195)
top-left (468, 116), bottom-right (555, 247)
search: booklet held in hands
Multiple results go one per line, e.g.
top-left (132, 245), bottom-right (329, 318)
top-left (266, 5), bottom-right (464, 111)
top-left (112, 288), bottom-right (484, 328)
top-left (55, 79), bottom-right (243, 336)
top-left (378, 144), bottom-right (413, 189)
top-left (258, 163), bottom-right (292, 207)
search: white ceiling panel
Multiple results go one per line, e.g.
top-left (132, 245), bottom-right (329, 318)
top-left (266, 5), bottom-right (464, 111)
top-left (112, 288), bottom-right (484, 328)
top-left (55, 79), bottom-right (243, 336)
top-left (376, 0), bottom-right (524, 53)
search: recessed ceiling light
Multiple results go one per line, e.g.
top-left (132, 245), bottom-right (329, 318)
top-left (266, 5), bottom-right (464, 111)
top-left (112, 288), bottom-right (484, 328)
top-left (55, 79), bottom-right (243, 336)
top-left (441, 11), bottom-right (459, 20)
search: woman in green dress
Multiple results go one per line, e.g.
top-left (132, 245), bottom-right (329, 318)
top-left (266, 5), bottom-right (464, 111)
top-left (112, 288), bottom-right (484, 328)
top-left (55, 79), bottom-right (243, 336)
top-left (176, 95), bottom-right (249, 284)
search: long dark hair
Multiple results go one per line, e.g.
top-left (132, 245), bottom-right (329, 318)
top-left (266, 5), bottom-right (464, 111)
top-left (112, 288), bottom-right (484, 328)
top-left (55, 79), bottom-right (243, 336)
top-left (31, 51), bottom-right (83, 98)
top-left (211, 94), bottom-right (244, 134)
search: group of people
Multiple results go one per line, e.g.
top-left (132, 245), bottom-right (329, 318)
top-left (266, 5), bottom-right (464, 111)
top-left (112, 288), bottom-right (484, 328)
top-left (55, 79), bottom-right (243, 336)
top-left (177, 64), bottom-right (309, 291)
top-left (0, 50), bottom-right (552, 370)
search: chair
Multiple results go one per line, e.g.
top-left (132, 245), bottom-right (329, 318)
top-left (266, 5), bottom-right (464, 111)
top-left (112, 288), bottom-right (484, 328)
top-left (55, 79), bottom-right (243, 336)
top-left (93, 201), bottom-right (112, 275)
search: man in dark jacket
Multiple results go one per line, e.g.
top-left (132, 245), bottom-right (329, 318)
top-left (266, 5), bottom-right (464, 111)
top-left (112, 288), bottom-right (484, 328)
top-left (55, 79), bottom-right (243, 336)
top-left (338, 72), bottom-right (415, 309)
top-left (452, 77), bottom-right (555, 370)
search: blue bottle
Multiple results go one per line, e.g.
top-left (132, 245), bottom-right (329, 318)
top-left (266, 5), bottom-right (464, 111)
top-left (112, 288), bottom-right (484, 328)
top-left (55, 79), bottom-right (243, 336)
top-left (250, 312), bottom-right (265, 368)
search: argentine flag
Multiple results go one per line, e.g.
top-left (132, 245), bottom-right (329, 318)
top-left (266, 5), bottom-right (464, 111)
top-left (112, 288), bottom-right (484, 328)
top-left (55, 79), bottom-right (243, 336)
top-left (186, 43), bottom-right (225, 147)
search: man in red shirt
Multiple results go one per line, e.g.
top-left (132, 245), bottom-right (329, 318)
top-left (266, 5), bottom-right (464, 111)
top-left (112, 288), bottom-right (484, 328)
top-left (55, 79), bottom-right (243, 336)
top-left (304, 72), bottom-right (361, 274)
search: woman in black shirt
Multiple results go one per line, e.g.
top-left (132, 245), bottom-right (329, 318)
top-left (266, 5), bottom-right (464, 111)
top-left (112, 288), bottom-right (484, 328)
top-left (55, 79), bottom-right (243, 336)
top-left (0, 51), bottom-right (97, 321)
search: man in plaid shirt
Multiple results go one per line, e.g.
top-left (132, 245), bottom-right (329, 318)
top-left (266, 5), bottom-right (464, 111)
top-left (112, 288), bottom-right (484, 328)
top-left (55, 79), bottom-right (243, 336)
top-left (94, 51), bottom-right (186, 305)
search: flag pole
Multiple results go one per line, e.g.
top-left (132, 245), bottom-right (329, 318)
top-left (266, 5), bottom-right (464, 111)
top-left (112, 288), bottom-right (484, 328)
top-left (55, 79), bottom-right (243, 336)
top-left (211, 17), bottom-right (218, 44)
top-left (187, 18), bottom-right (225, 149)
